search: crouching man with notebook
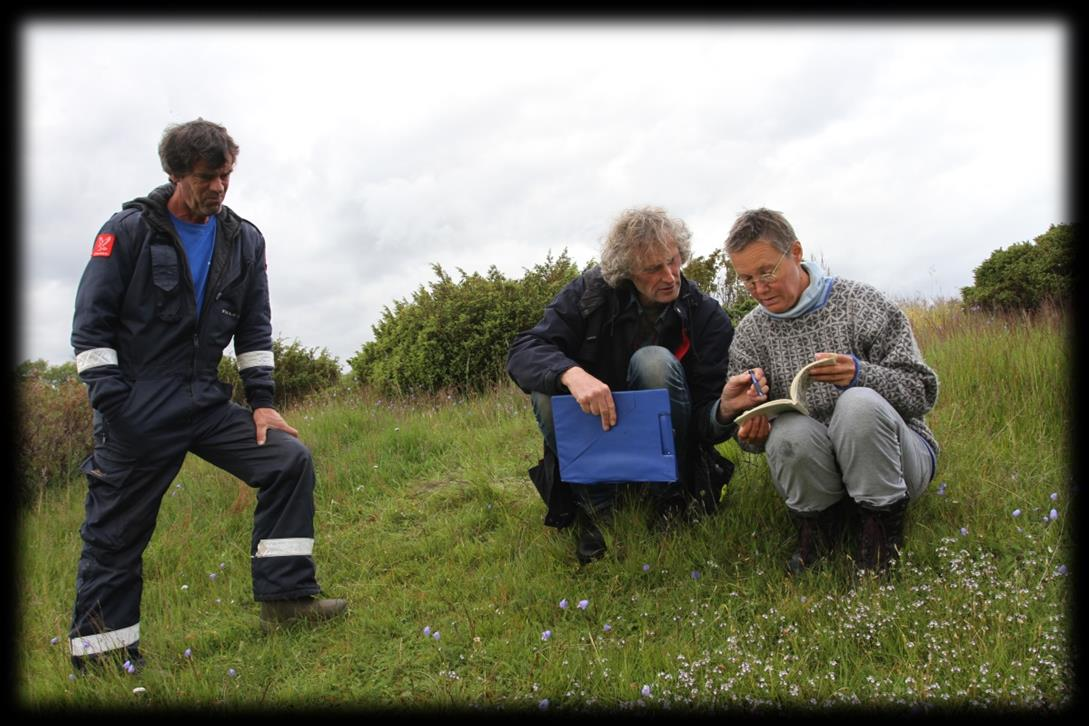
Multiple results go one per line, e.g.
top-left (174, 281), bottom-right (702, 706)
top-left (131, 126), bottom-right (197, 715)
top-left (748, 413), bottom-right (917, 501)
top-left (507, 206), bottom-right (762, 564)
top-left (721, 208), bottom-right (940, 575)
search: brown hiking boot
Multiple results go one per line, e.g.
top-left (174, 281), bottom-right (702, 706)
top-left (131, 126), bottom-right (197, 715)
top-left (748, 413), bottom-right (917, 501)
top-left (786, 499), bottom-right (852, 575)
top-left (575, 507), bottom-right (608, 565)
top-left (260, 596), bottom-right (348, 632)
top-left (787, 512), bottom-right (825, 575)
top-left (857, 497), bottom-right (909, 573)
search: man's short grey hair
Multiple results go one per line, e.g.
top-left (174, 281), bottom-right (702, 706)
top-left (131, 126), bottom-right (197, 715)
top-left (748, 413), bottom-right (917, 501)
top-left (723, 208), bottom-right (798, 255)
top-left (158, 118), bottom-right (239, 180)
top-left (600, 206), bottom-right (692, 288)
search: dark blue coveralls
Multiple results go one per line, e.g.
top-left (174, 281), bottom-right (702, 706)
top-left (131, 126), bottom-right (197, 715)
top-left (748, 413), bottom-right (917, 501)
top-left (68, 183), bottom-right (321, 666)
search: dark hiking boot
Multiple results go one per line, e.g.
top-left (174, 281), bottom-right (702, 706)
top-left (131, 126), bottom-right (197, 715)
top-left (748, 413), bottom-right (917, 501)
top-left (260, 596), bottom-right (348, 632)
top-left (70, 647), bottom-right (144, 676)
top-left (786, 499), bottom-right (851, 575)
top-left (857, 497), bottom-right (909, 572)
top-left (575, 508), bottom-right (608, 565)
top-left (649, 494), bottom-right (690, 533)
top-left (787, 511), bottom-right (825, 575)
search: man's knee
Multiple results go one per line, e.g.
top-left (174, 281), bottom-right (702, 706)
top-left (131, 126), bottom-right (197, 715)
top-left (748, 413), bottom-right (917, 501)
top-left (766, 414), bottom-right (828, 468)
top-left (628, 346), bottom-right (682, 390)
top-left (829, 387), bottom-right (892, 437)
top-left (530, 391), bottom-right (557, 452)
top-left (266, 430), bottom-right (314, 476)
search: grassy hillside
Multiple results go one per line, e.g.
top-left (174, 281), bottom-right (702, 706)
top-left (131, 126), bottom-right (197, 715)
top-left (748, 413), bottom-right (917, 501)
top-left (15, 302), bottom-right (1074, 712)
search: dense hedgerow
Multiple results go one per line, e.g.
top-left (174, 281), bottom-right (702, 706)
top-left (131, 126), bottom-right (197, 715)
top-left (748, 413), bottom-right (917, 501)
top-left (15, 365), bottom-right (91, 508)
top-left (348, 251), bottom-right (581, 394)
top-left (682, 247), bottom-right (758, 326)
top-left (348, 248), bottom-right (771, 395)
top-left (960, 223), bottom-right (1074, 312)
top-left (217, 336), bottom-right (342, 408)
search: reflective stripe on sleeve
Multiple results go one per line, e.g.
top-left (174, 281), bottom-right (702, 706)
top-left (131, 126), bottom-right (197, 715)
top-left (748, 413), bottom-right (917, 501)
top-left (236, 350), bottom-right (275, 370)
top-left (70, 623), bottom-right (140, 656)
top-left (254, 538), bottom-right (314, 558)
top-left (75, 347), bottom-right (119, 373)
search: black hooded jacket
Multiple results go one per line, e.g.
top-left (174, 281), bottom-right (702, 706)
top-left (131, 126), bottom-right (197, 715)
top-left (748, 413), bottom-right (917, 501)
top-left (71, 183), bottom-right (276, 432)
top-left (507, 266), bottom-right (736, 525)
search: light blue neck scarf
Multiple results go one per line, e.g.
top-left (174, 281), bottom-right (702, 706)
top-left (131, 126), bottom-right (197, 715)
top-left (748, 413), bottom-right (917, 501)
top-left (763, 260), bottom-right (835, 319)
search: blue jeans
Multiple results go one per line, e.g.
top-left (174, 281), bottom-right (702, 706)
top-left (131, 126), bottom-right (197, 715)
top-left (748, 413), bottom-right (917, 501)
top-left (532, 346), bottom-right (692, 514)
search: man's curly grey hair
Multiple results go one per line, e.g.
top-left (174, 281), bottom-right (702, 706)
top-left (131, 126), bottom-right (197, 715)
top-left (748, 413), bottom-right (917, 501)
top-left (600, 206), bottom-right (692, 288)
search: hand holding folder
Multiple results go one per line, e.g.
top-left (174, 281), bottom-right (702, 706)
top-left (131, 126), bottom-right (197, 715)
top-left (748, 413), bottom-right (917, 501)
top-left (551, 388), bottom-right (677, 484)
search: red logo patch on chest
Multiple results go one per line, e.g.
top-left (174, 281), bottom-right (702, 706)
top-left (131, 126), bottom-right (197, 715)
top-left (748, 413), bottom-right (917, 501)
top-left (92, 233), bottom-right (116, 257)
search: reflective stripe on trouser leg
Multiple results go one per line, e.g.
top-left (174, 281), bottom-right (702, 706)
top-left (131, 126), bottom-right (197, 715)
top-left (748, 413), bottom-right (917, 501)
top-left (69, 435), bottom-right (186, 660)
top-left (70, 623), bottom-right (140, 657)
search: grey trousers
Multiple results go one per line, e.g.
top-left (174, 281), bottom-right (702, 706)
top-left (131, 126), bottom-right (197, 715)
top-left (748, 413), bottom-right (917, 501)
top-left (765, 387), bottom-right (935, 513)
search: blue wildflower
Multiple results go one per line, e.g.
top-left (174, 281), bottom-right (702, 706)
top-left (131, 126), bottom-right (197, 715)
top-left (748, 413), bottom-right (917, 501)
top-left (559, 598), bottom-right (568, 610)
top-left (1049, 508), bottom-right (1059, 521)
top-left (641, 684), bottom-right (652, 697)
top-left (541, 630), bottom-right (552, 641)
top-left (1055, 564), bottom-right (1068, 576)
top-left (642, 563), bottom-right (651, 573)
top-left (433, 631), bottom-right (441, 640)
top-left (50, 637), bottom-right (59, 646)
top-left (1012, 509), bottom-right (1022, 518)
top-left (423, 625), bottom-right (431, 637)
top-left (691, 570), bottom-right (701, 580)
top-left (123, 660), bottom-right (135, 674)
top-left (539, 698), bottom-right (550, 710)
top-left (228, 668), bottom-right (238, 678)
top-left (936, 482), bottom-right (947, 495)
top-left (184, 648), bottom-right (192, 658)
top-left (960, 527), bottom-right (969, 537)
top-left (603, 623), bottom-right (612, 632)
top-left (1050, 492), bottom-right (1059, 501)
top-left (577, 599), bottom-right (589, 610)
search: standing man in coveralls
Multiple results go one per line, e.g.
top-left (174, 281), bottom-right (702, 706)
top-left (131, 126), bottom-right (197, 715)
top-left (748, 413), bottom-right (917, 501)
top-left (68, 119), bottom-right (346, 671)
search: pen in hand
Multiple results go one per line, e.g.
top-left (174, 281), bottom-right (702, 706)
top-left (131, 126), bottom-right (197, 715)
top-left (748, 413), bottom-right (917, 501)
top-left (748, 369), bottom-right (766, 398)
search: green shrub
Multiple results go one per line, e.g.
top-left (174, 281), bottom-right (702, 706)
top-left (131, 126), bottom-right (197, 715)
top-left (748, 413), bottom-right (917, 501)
top-left (349, 251), bottom-right (580, 394)
top-left (682, 248), bottom-right (758, 326)
top-left (16, 368), bottom-right (92, 508)
top-left (961, 223), bottom-right (1074, 312)
top-left (217, 337), bottom-right (341, 408)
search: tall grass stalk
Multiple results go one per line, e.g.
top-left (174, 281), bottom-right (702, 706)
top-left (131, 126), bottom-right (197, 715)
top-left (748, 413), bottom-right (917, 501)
top-left (16, 304), bottom-right (1073, 712)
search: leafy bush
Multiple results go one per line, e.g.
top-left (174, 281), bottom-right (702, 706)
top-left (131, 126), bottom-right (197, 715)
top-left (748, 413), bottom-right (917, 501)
top-left (217, 337), bottom-right (342, 408)
top-left (961, 223), bottom-right (1074, 312)
top-left (349, 251), bottom-right (580, 394)
top-left (682, 248), bottom-right (757, 326)
top-left (16, 364), bottom-right (92, 507)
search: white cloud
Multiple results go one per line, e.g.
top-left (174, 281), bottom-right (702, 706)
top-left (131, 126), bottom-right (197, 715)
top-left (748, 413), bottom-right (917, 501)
top-left (19, 21), bottom-right (1067, 369)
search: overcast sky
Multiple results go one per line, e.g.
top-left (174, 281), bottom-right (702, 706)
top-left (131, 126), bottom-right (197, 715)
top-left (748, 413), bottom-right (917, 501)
top-left (19, 20), bottom-right (1068, 371)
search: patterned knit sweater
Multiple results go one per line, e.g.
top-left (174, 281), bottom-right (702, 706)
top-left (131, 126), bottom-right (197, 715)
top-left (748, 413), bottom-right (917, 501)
top-left (727, 277), bottom-right (940, 459)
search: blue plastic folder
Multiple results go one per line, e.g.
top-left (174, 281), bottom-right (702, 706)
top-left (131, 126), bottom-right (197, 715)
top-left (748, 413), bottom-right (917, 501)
top-left (552, 388), bottom-right (677, 485)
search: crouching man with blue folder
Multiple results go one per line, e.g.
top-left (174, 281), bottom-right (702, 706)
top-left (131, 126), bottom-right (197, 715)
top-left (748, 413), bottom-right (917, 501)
top-left (507, 206), bottom-right (763, 564)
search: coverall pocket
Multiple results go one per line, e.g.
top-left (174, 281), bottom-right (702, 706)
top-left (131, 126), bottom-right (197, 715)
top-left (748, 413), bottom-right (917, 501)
top-left (150, 243), bottom-right (183, 322)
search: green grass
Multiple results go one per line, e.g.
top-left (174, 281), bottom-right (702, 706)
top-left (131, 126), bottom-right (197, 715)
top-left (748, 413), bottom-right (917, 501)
top-left (15, 303), bottom-right (1074, 712)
